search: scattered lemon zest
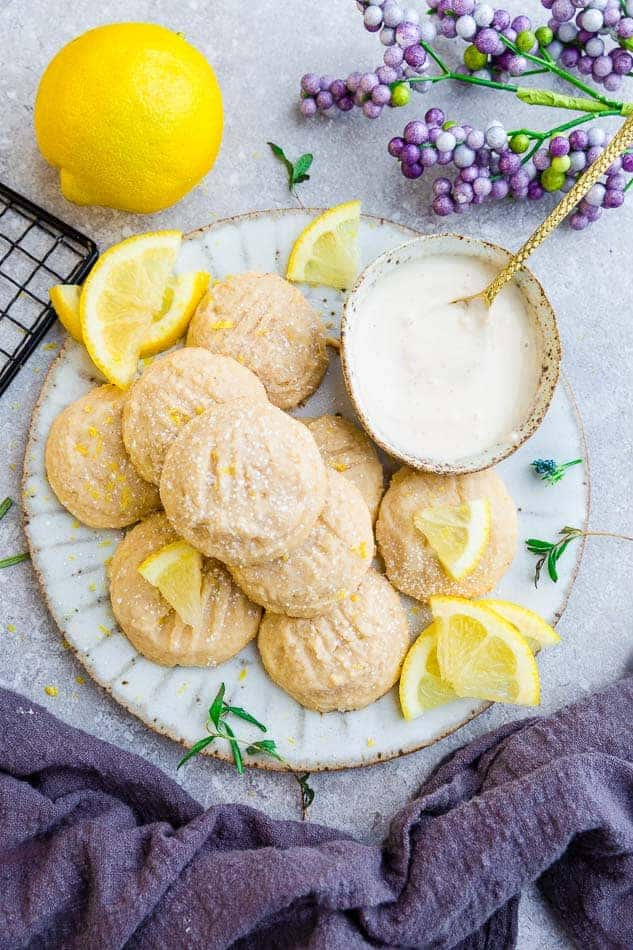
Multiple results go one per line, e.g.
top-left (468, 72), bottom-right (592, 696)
top-left (239, 668), bottom-right (247, 681)
top-left (220, 465), bottom-right (236, 476)
top-left (333, 462), bottom-right (348, 472)
top-left (97, 540), bottom-right (112, 548)
top-left (44, 685), bottom-right (59, 697)
top-left (351, 540), bottom-right (369, 559)
top-left (336, 589), bottom-right (348, 600)
top-left (75, 442), bottom-right (89, 456)
top-left (68, 554), bottom-right (76, 561)
top-left (88, 583), bottom-right (97, 592)
top-left (43, 342), bottom-right (58, 350)
top-left (6, 623), bottom-right (15, 633)
top-left (75, 675), bottom-right (86, 685)
top-left (366, 737), bottom-right (375, 748)
top-left (71, 519), bottom-right (81, 529)
top-left (176, 682), bottom-right (189, 696)
top-left (210, 319), bottom-right (234, 330)
top-left (98, 624), bottom-right (111, 637)
top-left (168, 408), bottom-right (191, 426)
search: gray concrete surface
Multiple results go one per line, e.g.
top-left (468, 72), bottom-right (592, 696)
top-left (2, 1), bottom-right (633, 946)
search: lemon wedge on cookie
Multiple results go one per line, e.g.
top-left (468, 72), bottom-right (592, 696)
top-left (286, 200), bottom-right (361, 290)
top-left (399, 621), bottom-right (458, 720)
top-left (138, 540), bottom-right (203, 628)
top-left (431, 596), bottom-right (540, 706)
top-left (414, 498), bottom-right (490, 581)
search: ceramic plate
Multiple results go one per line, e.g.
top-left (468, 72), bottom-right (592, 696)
top-left (23, 209), bottom-right (589, 771)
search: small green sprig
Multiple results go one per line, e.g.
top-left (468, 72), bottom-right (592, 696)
top-left (526, 526), bottom-right (633, 586)
top-left (267, 142), bottom-right (313, 194)
top-left (178, 683), bottom-right (315, 815)
top-left (531, 458), bottom-right (582, 485)
top-left (0, 497), bottom-right (29, 570)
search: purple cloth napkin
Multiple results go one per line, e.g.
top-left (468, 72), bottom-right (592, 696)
top-left (0, 677), bottom-right (632, 950)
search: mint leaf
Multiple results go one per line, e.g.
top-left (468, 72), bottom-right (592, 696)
top-left (268, 142), bottom-right (313, 193)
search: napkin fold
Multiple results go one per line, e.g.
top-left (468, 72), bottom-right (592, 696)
top-left (0, 677), bottom-right (631, 950)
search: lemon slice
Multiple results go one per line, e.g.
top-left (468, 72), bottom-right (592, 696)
top-left (80, 230), bottom-right (182, 387)
top-left (430, 596), bottom-right (540, 706)
top-left (139, 270), bottom-right (210, 357)
top-left (413, 498), bottom-right (490, 580)
top-left (399, 621), bottom-right (458, 720)
top-left (138, 540), bottom-right (203, 628)
top-left (49, 284), bottom-right (83, 342)
top-left (286, 200), bottom-right (361, 290)
top-left (481, 599), bottom-right (561, 654)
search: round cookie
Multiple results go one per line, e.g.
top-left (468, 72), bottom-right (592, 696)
top-left (303, 414), bottom-right (384, 522)
top-left (122, 347), bottom-right (266, 485)
top-left (160, 398), bottom-right (328, 566)
top-left (109, 513), bottom-right (261, 667)
top-left (187, 272), bottom-right (328, 409)
top-left (45, 384), bottom-right (160, 529)
top-left (230, 470), bottom-right (374, 618)
top-left (376, 467), bottom-right (517, 601)
top-left (258, 570), bottom-right (410, 712)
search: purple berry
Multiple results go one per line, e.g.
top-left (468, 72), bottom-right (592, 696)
top-left (453, 180), bottom-right (474, 204)
top-left (441, 18), bottom-right (458, 37)
top-left (346, 71), bottom-right (363, 93)
top-left (476, 28), bottom-right (502, 54)
top-left (491, 179), bottom-right (509, 199)
top-left (400, 143), bottom-right (421, 164)
top-left (570, 213), bottom-right (589, 230)
top-left (473, 176), bottom-right (492, 196)
top-left (362, 100), bottom-right (383, 119)
top-left (401, 161), bottom-right (423, 178)
top-left (512, 14), bottom-right (532, 31)
top-left (560, 48), bottom-right (580, 68)
top-left (551, 0), bottom-right (574, 20)
top-left (395, 21), bottom-right (422, 46)
top-left (466, 129), bottom-right (485, 149)
top-left (420, 147), bottom-right (438, 167)
top-left (432, 194), bottom-right (455, 216)
top-left (533, 149), bottom-right (550, 171)
top-left (376, 65), bottom-right (399, 85)
top-left (622, 153), bottom-right (633, 172)
top-left (374, 83), bottom-right (393, 105)
top-left (492, 9), bottom-right (511, 29)
top-left (300, 98), bottom-right (318, 117)
top-left (316, 90), bottom-right (334, 110)
top-left (510, 169), bottom-right (530, 190)
top-left (528, 181), bottom-right (545, 200)
top-left (433, 177), bottom-right (452, 196)
top-left (404, 44), bottom-right (427, 68)
top-left (337, 96), bottom-right (354, 112)
top-left (383, 46), bottom-right (404, 67)
top-left (425, 107), bottom-right (446, 127)
top-left (507, 54), bottom-right (528, 76)
top-left (460, 165), bottom-right (479, 182)
top-left (577, 56), bottom-right (593, 75)
top-left (388, 136), bottom-right (405, 157)
top-left (568, 129), bottom-right (589, 150)
top-left (612, 50), bottom-right (633, 75)
top-left (603, 189), bottom-right (625, 208)
top-left (499, 151), bottom-right (521, 175)
top-left (360, 72), bottom-right (379, 94)
top-left (587, 145), bottom-right (604, 165)
top-left (603, 74), bottom-right (623, 92)
top-left (404, 120), bottom-right (429, 145)
top-left (549, 136), bottom-right (570, 157)
top-left (437, 150), bottom-right (453, 165)
top-left (301, 73), bottom-right (321, 96)
top-left (593, 55), bottom-right (613, 78)
top-left (618, 16), bottom-right (633, 37)
top-left (330, 79), bottom-right (347, 100)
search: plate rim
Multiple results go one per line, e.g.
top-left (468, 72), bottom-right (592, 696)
top-left (22, 207), bottom-right (591, 773)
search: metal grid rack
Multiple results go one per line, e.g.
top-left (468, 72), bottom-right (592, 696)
top-left (0, 182), bottom-right (98, 396)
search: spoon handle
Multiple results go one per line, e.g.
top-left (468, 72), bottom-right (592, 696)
top-left (482, 112), bottom-right (633, 307)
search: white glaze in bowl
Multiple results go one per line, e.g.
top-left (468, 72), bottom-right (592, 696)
top-left (341, 233), bottom-right (562, 475)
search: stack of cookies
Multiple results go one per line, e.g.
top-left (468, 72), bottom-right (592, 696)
top-left (45, 273), bottom-right (410, 713)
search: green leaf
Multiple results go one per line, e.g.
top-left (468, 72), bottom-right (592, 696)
top-left (223, 705), bottom-right (267, 732)
top-left (547, 548), bottom-right (559, 583)
top-left (0, 497), bottom-right (13, 521)
top-left (208, 683), bottom-right (226, 728)
top-left (525, 539), bottom-right (553, 552)
top-left (0, 553), bottom-right (29, 569)
top-left (222, 720), bottom-right (244, 774)
top-left (177, 735), bottom-right (215, 769)
top-left (296, 772), bottom-right (315, 810)
top-left (246, 739), bottom-right (283, 761)
top-left (291, 153), bottom-right (313, 186)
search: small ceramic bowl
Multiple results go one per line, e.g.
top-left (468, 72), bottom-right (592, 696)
top-left (340, 233), bottom-right (562, 475)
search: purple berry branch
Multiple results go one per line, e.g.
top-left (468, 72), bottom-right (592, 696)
top-left (299, 0), bottom-right (633, 228)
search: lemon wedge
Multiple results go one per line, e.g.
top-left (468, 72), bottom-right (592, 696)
top-left (49, 284), bottom-right (83, 342)
top-left (413, 498), bottom-right (490, 580)
top-left (286, 200), bottom-right (361, 290)
top-left (139, 270), bottom-right (210, 357)
top-left (80, 230), bottom-right (182, 387)
top-left (481, 599), bottom-right (561, 654)
top-left (138, 540), bottom-right (203, 628)
top-left (431, 596), bottom-right (540, 706)
top-left (399, 620), bottom-right (458, 720)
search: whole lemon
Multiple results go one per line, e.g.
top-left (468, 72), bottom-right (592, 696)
top-left (34, 23), bottom-right (223, 213)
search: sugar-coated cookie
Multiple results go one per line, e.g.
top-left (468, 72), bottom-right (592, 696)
top-left (376, 467), bottom-right (517, 601)
top-left (122, 347), bottom-right (266, 485)
top-left (109, 513), bottom-right (261, 667)
top-left (187, 272), bottom-right (328, 409)
top-left (230, 470), bottom-right (374, 618)
top-left (303, 414), bottom-right (384, 521)
top-left (258, 570), bottom-right (410, 712)
top-left (160, 398), bottom-right (327, 566)
top-left (45, 384), bottom-right (160, 529)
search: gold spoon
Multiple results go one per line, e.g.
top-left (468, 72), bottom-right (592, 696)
top-left (453, 112), bottom-right (633, 308)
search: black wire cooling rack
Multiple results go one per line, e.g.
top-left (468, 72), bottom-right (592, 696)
top-left (0, 182), bottom-right (98, 397)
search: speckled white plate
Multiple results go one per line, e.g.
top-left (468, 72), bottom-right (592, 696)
top-left (23, 209), bottom-right (589, 771)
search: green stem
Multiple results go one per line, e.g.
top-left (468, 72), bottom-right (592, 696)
top-left (0, 553), bottom-right (29, 569)
top-left (509, 109), bottom-right (621, 140)
top-left (500, 35), bottom-right (618, 107)
top-left (420, 39), bottom-right (450, 75)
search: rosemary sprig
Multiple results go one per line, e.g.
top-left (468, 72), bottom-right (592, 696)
top-left (178, 683), bottom-right (315, 816)
top-left (0, 497), bottom-right (29, 570)
top-left (526, 526), bottom-right (633, 586)
top-left (531, 458), bottom-right (582, 485)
